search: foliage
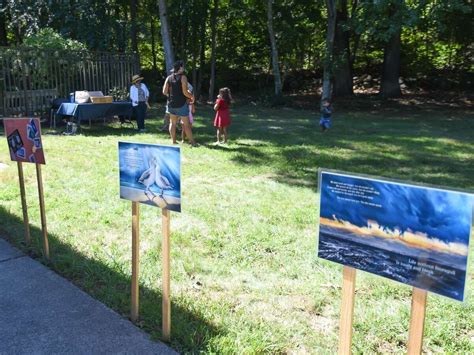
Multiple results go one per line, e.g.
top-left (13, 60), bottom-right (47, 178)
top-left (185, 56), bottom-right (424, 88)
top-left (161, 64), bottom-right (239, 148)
top-left (108, 86), bottom-right (129, 101)
top-left (23, 28), bottom-right (87, 52)
top-left (0, 0), bottom-right (471, 95)
top-left (2, 0), bottom-right (50, 39)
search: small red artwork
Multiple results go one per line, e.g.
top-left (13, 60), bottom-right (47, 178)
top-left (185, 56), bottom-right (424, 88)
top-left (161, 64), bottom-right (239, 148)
top-left (3, 118), bottom-right (46, 165)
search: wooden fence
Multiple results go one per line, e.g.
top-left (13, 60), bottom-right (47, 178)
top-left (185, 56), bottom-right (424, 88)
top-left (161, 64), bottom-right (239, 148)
top-left (0, 47), bottom-right (139, 116)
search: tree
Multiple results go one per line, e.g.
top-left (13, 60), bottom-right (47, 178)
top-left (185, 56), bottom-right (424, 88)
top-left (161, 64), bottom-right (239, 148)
top-left (322, 0), bottom-right (337, 101)
top-left (23, 27), bottom-right (87, 51)
top-left (266, 0), bottom-right (282, 97)
top-left (0, 0), bottom-right (8, 46)
top-left (158, 0), bottom-right (174, 74)
top-left (3, 0), bottom-right (50, 44)
top-left (0, 0), bottom-right (470, 97)
top-left (130, 0), bottom-right (139, 59)
top-left (196, 5), bottom-right (207, 100)
top-left (149, 15), bottom-right (158, 71)
top-left (208, 0), bottom-right (218, 101)
top-left (380, 0), bottom-right (403, 97)
top-left (113, 2), bottom-right (126, 52)
top-left (333, 0), bottom-right (353, 96)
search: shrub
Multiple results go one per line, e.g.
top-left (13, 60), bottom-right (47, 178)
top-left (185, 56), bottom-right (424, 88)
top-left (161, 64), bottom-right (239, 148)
top-left (23, 28), bottom-right (88, 52)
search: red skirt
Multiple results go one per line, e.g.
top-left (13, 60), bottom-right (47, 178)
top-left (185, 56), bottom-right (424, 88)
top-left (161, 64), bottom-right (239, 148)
top-left (214, 109), bottom-right (231, 128)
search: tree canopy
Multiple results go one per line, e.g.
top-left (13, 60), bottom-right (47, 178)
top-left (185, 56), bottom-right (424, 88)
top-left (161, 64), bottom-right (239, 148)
top-left (0, 0), bottom-right (471, 99)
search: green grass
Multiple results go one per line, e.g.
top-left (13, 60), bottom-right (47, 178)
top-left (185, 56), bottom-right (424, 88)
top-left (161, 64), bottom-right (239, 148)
top-left (1, 101), bottom-right (473, 354)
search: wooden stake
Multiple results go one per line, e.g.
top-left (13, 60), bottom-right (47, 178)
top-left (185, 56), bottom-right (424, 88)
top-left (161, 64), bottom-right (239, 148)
top-left (35, 164), bottom-right (49, 259)
top-left (17, 162), bottom-right (31, 244)
top-left (338, 266), bottom-right (357, 355)
top-left (407, 287), bottom-right (427, 355)
top-left (162, 208), bottom-right (171, 340)
top-left (131, 201), bottom-right (140, 322)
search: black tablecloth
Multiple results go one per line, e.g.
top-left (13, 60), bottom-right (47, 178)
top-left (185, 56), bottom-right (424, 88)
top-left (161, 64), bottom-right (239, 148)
top-left (56, 102), bottom-right (133, 125)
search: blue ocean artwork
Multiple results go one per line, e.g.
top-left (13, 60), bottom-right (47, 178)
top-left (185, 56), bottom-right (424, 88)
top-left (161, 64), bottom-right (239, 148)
top-left (119, 142), bottom-right (181, 212)
top-left (317, 170), bottom-right (473, 301)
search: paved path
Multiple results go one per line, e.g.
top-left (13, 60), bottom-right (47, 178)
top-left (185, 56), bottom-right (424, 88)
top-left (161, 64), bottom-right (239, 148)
top-left (0, 239), bottom-right (176, 354)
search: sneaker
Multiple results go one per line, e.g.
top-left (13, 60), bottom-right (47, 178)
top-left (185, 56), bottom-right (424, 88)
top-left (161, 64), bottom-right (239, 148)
top-left (138, 129), bottom-right (146, 133)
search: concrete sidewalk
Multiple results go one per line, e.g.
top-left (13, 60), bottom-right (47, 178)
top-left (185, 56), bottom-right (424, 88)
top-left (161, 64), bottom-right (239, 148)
top-left (0, 239), bottom-right (176, 354)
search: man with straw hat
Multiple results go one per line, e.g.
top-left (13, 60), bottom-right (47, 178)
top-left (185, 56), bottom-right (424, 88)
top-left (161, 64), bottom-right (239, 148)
top-left (129, 74), bottom-right (150, 132)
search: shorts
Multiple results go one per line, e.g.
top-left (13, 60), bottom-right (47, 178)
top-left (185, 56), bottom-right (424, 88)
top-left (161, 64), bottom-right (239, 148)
top-left (166, 103), bottom-right (189, 117)
top-left (319, 118), bottom-right (331, 129)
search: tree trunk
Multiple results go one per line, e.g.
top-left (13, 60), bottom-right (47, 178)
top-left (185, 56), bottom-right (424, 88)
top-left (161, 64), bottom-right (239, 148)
top-left (0, 0), bottom-right (8, 46)
top-left (130, 0), bottom-right (139, 61)
top-left (333, 0), bottom-right (353, 96)
top-left (150, 17), bottom-right (158, 72)
top-left (191, 0), bottom-right (198, 90)
top-left (381, 31), bottom-right (401, 97)
top-left (381, 1), bottom-right (402, 98)
top-left (13, 21), bottom-right (22, 45)
top-left (196, 20), bottom-right (206, 100)
top-left (322, 0), bottom-right (337, 101)
top-left (349, 0), bottom-right (359, 67)
top-left (208, 0), bottom-right (218, 101)
top-left (115, 4), bottom-right (125, 52)
top-left (158, 0), bottom-right (175, 74)
top-left (192, 52), bottom-right (197, 89)
top-left (266, 0), bottom-right (282, 97)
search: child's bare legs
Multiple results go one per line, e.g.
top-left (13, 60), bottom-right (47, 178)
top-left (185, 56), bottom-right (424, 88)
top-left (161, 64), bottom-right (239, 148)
top-left (181, 122), bottom-right (185, 143)
top-left (223, 127), bottom-right (228, 143)
top-left (181, 116), bottom-right (195, 145)
top-left (215, 128), bottom-right (222, 143)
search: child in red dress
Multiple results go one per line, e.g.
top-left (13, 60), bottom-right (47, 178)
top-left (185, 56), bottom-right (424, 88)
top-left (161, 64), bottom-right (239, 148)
top-left (213, 87), bottom-right (232, 144)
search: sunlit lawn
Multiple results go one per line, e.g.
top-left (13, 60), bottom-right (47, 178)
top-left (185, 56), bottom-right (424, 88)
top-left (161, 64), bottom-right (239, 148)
top-left (1, 100), bottom-right (473, 353)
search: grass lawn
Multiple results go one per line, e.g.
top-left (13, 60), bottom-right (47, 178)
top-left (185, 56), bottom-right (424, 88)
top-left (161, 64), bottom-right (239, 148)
top-left (1, 99), bottom-right (473, 353)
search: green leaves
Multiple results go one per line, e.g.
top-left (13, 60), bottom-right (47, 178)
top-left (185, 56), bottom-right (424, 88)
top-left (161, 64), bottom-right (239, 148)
top-left (23, 28), bottom-right (87, 52)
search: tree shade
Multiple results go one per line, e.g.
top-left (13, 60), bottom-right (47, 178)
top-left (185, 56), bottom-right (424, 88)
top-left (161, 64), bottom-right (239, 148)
top-left (0, 0), bottom-right (470, 99)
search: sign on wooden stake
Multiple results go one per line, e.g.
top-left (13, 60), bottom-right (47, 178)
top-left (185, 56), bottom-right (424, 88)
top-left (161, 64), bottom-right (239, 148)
top-left (317, 169), bottom-right (473, 354)
top-left (119, 142), bottom-right (180, 340)
top-left (4, 118), bottom-right (49, 257)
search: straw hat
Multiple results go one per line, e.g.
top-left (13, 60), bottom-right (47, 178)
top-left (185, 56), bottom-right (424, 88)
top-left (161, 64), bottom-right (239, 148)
top-left (131, 74), bottom-right (144, 83)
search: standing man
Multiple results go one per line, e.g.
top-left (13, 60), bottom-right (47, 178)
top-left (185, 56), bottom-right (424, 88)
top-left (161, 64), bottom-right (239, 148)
top-left (130, 74), bottom-right (150, 133)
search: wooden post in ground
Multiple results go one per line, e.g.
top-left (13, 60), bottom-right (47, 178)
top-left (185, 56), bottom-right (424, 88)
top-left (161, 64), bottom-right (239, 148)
top-left (407, 287), bottom-right (427, 355)
top-left (131, 201), bottom-right (140, 322)
top-left (338, 266), bottom-right (357, 355)
top-left (17, 162), bottom-right (31, 245)
top-left (35, 164), bottom-right (49, 258)
top-left (162, 208), bottom-right (171, 340)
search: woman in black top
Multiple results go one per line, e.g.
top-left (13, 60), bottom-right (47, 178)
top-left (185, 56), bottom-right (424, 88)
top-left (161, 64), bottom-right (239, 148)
top-left (162, 60), bottom-right (196, 146)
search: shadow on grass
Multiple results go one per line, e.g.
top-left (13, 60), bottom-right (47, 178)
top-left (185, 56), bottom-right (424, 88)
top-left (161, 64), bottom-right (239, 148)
top-left (218, 105), bottom-right (474, 191)
top-left (0, 206), bottom-right (223, 353)
top-left (3, 103), bottom-right (472, 192)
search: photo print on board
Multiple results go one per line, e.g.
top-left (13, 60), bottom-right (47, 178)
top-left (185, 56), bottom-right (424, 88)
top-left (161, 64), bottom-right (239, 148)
top-left (119, 142), bottom-right (181, 212)
top-left (317, 170), bottom-right (473, 301)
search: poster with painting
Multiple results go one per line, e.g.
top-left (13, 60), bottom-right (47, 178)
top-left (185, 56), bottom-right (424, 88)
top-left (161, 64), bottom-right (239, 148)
top-left (119, 142), bottom-right (181, 212)
top-left (3, 118), bottom-right (46, 164)
top-left (317, 169), bottom-right (473, 301)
